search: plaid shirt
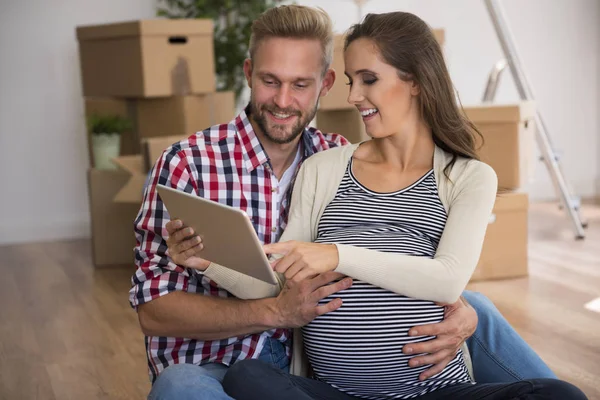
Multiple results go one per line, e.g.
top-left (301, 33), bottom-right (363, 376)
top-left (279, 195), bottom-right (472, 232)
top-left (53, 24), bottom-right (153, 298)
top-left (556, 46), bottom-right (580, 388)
top-left (129, 107), bottom-right (348, 383)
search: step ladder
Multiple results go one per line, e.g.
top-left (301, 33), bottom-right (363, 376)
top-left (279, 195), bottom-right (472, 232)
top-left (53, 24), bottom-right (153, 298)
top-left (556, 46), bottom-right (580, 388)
top-left (483, 0), bottom-right (587, 239)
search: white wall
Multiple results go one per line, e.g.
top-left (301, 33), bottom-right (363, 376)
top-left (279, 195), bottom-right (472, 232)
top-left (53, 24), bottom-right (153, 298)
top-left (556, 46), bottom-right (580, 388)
top-left (0, 0), bottom-right (158, 245)
top-left (296, 0), bottom-right (600, 201)
top-left (597, 2), bottom-right (600, 197)
top-left (0, 0), bottom-right (598, 245)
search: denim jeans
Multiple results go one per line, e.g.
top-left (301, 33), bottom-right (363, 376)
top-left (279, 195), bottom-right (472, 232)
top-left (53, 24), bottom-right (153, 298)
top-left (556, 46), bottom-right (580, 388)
top-left (222, 359), bottom-right (585, 400)
top-left (148, 291), bottom-right (557, 399)
top-left (147, 337), bottom-right (289, 400)
top-left (462, 290), bottom-right (557, 383)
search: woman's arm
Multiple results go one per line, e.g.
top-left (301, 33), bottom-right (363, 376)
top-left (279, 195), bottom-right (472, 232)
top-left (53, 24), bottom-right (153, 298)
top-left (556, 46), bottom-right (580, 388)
top-left (333, 162), bottom-right (498, 304)
top-left (270, 161), bottom-right (497, 304)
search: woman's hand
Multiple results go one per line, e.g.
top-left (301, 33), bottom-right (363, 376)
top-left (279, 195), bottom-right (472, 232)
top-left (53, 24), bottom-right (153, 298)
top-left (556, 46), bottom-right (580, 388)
top-left (263, 241), bottom-right (340, 282)
top-left (165, 219), bottom-right (211, 271)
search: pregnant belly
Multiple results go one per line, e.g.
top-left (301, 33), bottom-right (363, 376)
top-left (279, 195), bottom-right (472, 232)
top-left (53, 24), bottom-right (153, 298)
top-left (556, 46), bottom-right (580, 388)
top-left (301, 281), bottom-right (445, 397)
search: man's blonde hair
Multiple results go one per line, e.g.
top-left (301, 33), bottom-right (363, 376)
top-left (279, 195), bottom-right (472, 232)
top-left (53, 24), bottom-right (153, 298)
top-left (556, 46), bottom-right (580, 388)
top-left (249, 5), bottom-right (334, 73)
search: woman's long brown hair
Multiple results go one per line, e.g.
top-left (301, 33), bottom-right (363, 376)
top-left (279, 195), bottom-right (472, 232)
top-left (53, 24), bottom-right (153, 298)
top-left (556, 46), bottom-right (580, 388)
top-left (345, 12), bottom-right (483, 176)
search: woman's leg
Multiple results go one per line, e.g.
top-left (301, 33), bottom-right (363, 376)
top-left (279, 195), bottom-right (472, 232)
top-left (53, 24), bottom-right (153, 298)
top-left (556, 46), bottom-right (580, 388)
top-left (417, 378), bottom-right (587, 400)
top-left (463, 290), bottom-right (557, 382)
top-left (223, 359), bottom-right (355, 400)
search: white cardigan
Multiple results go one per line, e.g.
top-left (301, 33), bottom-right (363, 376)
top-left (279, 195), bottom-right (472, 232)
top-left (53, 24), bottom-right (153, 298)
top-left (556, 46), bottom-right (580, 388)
top-left (203, 142), bottom-right (498, 378)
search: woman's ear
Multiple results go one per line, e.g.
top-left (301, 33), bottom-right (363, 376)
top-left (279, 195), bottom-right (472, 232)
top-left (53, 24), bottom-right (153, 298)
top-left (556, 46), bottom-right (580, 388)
top-left (410, 80), bottom-right (420, 96)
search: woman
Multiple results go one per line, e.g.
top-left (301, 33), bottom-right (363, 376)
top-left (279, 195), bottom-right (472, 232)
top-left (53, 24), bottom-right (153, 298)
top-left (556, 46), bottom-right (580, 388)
top-left (169, 11), bottom-right (586, 400)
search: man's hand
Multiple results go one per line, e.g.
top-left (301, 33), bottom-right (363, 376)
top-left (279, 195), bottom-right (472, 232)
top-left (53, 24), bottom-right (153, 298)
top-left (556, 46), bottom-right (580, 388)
top-left (165, 219), bottom-right (210, 270)
top-left (272, 271), bottom-right (352, 328)
top-left (403, 297), bottom-right (477, 381)
top-left (264, 241), bottom-right (339, 282)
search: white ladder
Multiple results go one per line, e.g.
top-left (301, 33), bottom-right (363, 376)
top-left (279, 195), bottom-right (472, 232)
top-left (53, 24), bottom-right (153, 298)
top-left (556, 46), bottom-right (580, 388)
top-left (483, 0), bottom-right (587, 239)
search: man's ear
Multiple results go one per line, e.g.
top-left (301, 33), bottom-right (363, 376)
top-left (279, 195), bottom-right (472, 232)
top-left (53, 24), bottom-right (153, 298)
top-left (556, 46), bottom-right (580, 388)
top-left (243, 58), bottom-right (253, 89)
top-left (318, 68), bottom-right (336, 98)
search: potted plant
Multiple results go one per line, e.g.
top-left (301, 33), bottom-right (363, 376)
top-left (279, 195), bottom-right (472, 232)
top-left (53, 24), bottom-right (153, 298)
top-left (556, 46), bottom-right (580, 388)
top-left (87, 114), bottom-right (133, 170)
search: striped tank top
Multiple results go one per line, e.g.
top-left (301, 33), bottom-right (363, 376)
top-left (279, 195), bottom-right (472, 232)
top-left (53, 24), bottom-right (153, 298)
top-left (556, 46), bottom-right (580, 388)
top-left (302, 158), bottom-right (472, 399)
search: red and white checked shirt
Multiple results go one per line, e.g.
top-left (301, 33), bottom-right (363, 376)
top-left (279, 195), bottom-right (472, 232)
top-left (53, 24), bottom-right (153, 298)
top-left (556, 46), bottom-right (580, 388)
top-left (129, 106), bottom-right (348, 383)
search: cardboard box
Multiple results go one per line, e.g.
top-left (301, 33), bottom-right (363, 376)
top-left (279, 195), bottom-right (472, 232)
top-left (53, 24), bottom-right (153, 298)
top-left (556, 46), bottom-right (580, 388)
top-left (84, 91), bottom-right (235, 168)
top-left (316, 108), bottom-right (369, 144)
top-left (319, 29), bottom-right (445, 111)
top-left (471, 192), bottom-right (529, 281)
top-left (464, 102), bottom-right (536, 190)
top-left (136, 91), bottom-right (235, 139)
top-left (87, 169), bottom-right (141, 267)
top-left (77, 19), bottom-right (216, 97)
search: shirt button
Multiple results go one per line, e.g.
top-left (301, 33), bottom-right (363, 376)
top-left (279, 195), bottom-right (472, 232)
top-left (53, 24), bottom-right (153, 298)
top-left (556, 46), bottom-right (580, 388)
top-left (272, 227), bottom-right (277, 232)
top-left (271, 187), bottom-right (277, 193)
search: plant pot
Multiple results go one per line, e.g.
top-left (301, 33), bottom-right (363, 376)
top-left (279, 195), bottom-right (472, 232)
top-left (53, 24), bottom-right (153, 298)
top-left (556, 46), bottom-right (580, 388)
top-left (91, 133), bottom-right (121, 170)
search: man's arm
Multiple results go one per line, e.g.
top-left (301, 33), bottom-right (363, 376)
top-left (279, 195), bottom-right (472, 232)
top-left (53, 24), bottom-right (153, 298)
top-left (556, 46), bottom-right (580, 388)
top-left (403, 296), bottom-right (478, 380)
top-left (137, 272), bottom-right (353, 340)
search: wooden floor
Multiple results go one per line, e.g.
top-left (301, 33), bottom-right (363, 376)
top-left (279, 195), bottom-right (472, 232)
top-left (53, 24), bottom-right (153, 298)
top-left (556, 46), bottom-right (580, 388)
top-left (0, 202), bottom-right (599, 400)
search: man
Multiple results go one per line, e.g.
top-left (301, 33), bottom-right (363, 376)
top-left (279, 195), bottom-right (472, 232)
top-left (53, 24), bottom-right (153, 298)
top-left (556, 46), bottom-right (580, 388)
top-left (131, 5), bottom-right (556, 399)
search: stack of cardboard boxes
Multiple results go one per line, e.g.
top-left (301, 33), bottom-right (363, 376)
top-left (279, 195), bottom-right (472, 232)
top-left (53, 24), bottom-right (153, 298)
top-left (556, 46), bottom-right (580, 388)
top-left (77, 19), bottom-right (236, 267)
top-left (464, 103), bottom-right (535, 281)
top-left (314, 28), bottom-right (532, 282)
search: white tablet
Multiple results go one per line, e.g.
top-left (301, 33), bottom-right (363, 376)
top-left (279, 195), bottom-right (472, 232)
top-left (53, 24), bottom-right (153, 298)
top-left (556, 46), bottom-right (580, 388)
top-left (156, 184), bottom-right (279, 285)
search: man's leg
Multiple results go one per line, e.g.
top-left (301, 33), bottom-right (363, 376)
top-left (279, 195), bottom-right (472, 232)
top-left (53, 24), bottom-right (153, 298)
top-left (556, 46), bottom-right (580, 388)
top-left (148, 338), bottom-right (288, 400)
top-left (463, 290), bottom-right (557, 383)
top-left (148, 363), bottom-right (233, 400)
top-left (223, 359), bottom-right (355, 400)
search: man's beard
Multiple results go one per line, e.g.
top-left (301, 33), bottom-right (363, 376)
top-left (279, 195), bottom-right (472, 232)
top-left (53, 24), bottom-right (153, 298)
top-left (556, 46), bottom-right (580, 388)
top-left (249, 98), bottom-right (318, 145)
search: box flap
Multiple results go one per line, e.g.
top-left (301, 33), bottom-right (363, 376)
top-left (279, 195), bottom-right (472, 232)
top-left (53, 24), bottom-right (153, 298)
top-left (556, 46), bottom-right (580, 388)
top-left (112, 155), bottom-right (144, 175)
top-left (463, 102), bottom-right (536, 123)
top-left (77, 19), bottom-right (213, 41)
top-left (492, 192), bottom-right (529, 213)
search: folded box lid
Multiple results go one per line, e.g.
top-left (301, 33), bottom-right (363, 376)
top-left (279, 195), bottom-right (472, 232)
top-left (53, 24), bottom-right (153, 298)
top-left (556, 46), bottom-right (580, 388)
top-left (76, 19), bottom-right (213, 41)
top-left (463, 101), bottom-right (536, 123)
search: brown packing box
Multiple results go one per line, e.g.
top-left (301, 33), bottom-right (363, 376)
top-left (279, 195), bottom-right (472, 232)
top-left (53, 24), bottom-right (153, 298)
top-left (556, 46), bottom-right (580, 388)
top-left (464, 102), bottom-right (536, 191)
top-left (316, 108), bottom-right (368, 144)
top-left (471, 192), bottom-right (529, 282)
top-left (319, 29), bottom-right (445, 111)
top-left (77, 19), bottom-right (216, 97)
top-left (87, 169), bottom-right (141, 267)
top-left (136, 91), bottom-right (235, 140)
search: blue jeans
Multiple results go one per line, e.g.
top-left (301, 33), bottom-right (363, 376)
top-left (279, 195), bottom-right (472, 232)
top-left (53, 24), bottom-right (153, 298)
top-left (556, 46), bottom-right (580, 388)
top-left (148, 292), bottom-right (556, 399)
top-left (223, 359), bottom-right (585, 400)
top-left (463, 290), bottom-right (557, 382)
top-left (147, 337), bottom-right (290, 400)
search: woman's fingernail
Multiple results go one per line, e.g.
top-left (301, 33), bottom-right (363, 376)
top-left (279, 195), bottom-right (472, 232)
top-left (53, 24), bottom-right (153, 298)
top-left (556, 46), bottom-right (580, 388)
top-left (405, 347), bottom-right (413, 354)
top-left (411, 330), bottom-right (418, 336)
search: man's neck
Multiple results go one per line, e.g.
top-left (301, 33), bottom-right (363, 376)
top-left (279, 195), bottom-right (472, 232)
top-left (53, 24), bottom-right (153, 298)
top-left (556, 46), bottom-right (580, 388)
top-left (250, 119), bottom-right (302, 179)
